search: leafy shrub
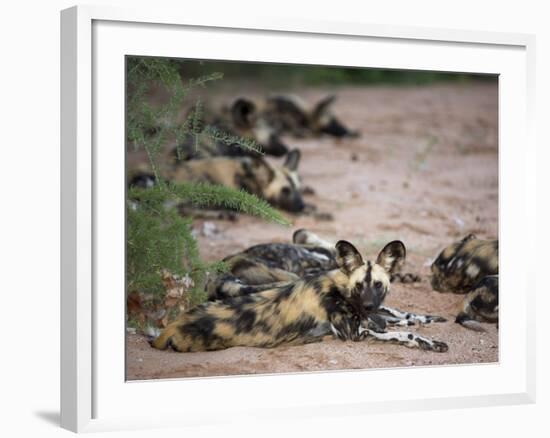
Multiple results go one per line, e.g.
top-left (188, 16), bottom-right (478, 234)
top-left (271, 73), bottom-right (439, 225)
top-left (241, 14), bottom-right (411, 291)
top-left (126, 56), bottom-right (287, 305)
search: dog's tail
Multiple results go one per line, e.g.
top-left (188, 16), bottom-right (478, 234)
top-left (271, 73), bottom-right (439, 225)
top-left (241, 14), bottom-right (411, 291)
top-left (292, 229), bottom-right (333, 248)
top-left (150, 325), bottom-right (178, 350)
top-left (141, 325), bottom-right (161, 344)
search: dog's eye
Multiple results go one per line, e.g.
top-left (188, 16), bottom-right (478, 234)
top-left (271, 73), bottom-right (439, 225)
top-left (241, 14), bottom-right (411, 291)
top-left (374, 281), bottom-right (382, 289)
top-left (281, 187), bottom-right (291, 196)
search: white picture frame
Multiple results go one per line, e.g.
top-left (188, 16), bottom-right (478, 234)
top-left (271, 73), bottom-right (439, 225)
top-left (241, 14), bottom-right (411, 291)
top-left (60, 5), bottom-right (536, 433)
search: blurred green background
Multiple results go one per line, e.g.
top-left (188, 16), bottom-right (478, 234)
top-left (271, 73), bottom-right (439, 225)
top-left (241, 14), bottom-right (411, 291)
top-left (166, 58), bottom-right (496, 87)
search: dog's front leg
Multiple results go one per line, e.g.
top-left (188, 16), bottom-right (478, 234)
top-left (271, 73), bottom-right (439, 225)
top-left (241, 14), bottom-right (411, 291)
top-left (378, 306), bottom-right (447, 326)
top-left (330, 313), bottom-right (366, 342)
top-left (358, 327), bottom-right (448, 352)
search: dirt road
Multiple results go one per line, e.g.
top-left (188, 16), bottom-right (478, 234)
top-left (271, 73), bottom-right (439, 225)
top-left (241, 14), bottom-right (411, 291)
top-left (126, 81), bottom-right (498, 380)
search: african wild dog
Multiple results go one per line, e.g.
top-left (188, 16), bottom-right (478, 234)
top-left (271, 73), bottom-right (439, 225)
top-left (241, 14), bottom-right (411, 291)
top-left (207, 229), bottom-right (442, 331)
top-left (430, 234), bottom-right (498, 331)
top-left (262, 95), bottom-right (359, 138)
top-left (182, 95), bottom-right (359, 147)
top-left (168, 148), bottom-right (305, 213)
top-left (152, 239), bottom-right (448, 352)
top-left (171, 99), bottom-right (289, 162)
top-left (208, 229), bottom-right (420, 297)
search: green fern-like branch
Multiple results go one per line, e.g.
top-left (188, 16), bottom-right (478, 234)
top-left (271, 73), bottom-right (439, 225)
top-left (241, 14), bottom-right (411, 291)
top-left (130, 183), bottom-right (289, 226)
top-left (185, 72), bottom-right (224, 90)
top-left (202, 125), bottom-right (264, 154)
top-left (166, 182), bottom-right (289, 225)
top-left (125, 57), bottom-right (287, 307)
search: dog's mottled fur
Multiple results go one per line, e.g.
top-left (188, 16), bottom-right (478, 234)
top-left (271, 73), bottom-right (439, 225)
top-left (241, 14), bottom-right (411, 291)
top-left (152, 239), bottom-right (448, 352)
top-left (170, 149), bottom-right (304, 212)
top-left (455, 275), bottom-right (498, 331)
top-left (430, 234), bottom-right (498, 294)
top-left (430, 234), bottom-right (499, 331)
top-left (263, 95), bottom-right (359, 138)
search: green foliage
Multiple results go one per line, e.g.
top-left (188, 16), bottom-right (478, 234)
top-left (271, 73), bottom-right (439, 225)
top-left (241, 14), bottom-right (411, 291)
top-left (126, 186), bottom-right (228, 303)
top-left (126, 56), bottom-right (287, 300)
top-left (173, 106), bottom-right (264, 161)
top-left (164, 182), bottom-right (288, 225)
top-left (202, 125), bottom-right (263, 153)
top-left (127, 57), bottom-right (226, 180)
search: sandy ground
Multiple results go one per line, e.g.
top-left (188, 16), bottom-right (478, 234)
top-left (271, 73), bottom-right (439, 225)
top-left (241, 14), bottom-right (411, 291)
top-left (126, 81), bottom-right (499, 381)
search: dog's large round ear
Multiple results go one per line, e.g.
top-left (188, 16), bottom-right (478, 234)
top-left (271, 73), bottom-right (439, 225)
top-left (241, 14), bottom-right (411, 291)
top-left (231, 98), bottom-right (256, 129)
top-left (336, 240), bottom-right (364, 275)
top-left (376, 241), bottom-right (406, 274)
top-left (293, 228), bottom-right (309, 244)
top-left (283, 149), bottom-right (301, 171)
top-left (312, 95), bottom-right (337, 121)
